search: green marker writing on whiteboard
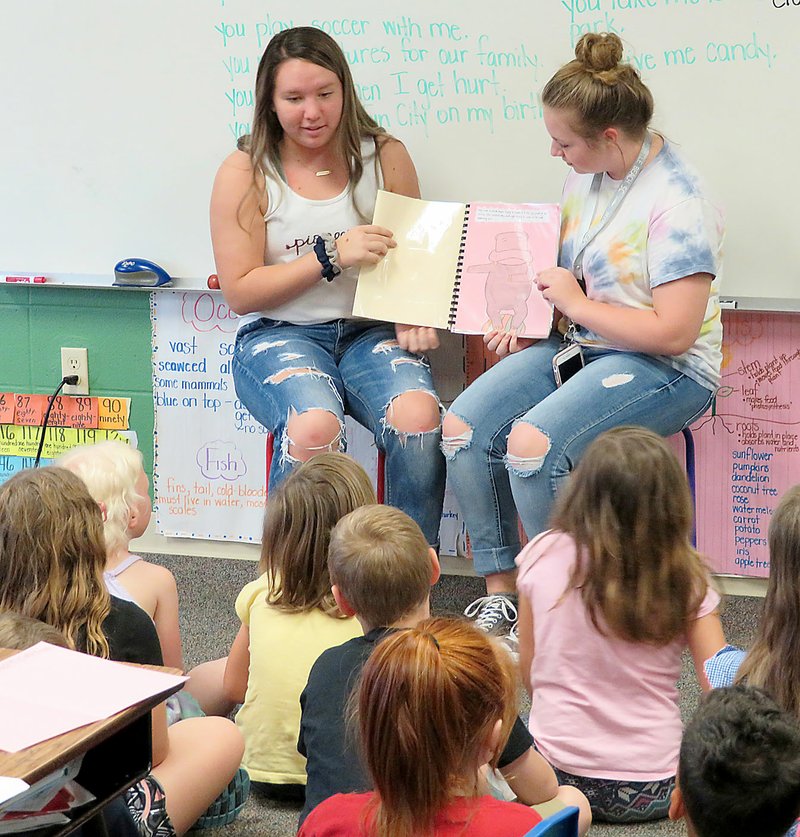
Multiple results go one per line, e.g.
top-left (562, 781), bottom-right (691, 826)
top-left (113, 258), bottom-right (173, 287)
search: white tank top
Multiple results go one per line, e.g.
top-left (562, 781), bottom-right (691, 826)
top-left (239, 139), bottom-right (383, 328)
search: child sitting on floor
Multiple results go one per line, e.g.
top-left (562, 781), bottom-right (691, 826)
top-left (704, 483), bottom-right (800, 837)
top-left (223, 452), bottom-right (372, 796)
top-left (300, 616), bottom-right (550, 836)
top-left (0, 467), bottom-right (245, 836)
top-left (0, 611), bottom-right (70, 650)
top-left (298, 504), bottom-right (590, 833)
top-left (670, 685), bottom-right (800, 837)
top-left (58, 441), bottom-right (183, 670)
top-left (515, 426), bottom-right (726, 823)
top-left (0, 612), bottom-right (144, 837)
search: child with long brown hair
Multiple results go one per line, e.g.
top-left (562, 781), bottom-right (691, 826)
top-left (0, 467), bottom-right (245, 836)
top-left (515, 426), bottom-right (726, 823)
top-left (299, 616), bottom-right (544, 836)
top-left (222, 452), bottom-right (372, 793)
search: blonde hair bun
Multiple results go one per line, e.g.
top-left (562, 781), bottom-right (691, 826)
top-left (575, 32), bottom-right (628, 86)
top-left (575, 32), bottom-right (624, 71)
top-left (543, 31), bottom-right (652, 135)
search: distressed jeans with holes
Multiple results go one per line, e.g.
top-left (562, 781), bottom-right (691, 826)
top-left (232, 317), bottom-right (445, 546)
top-left (443, 335), bottom-right (714, 576)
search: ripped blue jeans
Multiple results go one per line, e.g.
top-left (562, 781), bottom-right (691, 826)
top-left (232, 317), bottom-right (445, 546)
top-left (443, 336), bottom-right (714, 576)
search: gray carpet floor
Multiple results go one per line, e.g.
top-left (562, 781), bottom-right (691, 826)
top-left (147, 552), bottom-right (761, 836)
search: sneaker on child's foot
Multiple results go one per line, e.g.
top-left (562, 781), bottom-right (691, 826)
top-left (463, 594), bottom-right (518, 638)
top-left (504, 621), bottom-right (520, 660)
top-left (191, 767), bottom-right (250, 830)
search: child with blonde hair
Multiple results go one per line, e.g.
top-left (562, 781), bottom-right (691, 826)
top-left (516, 426), bottom-right (726, 823)
top-left (0, 467), bottom-right (244, 836)
top-left (57, 440), bottom-right (182, 669)
top-left (223, 452), bottom-right (372, 794)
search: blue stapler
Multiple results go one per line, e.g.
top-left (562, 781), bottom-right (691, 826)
top-left (113, 258), bottom-right (173, 288)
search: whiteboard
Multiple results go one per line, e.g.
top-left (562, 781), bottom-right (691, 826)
top-left (1, 0), bottom-right (796, 306)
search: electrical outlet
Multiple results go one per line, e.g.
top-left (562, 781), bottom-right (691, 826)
top-left (61, 347), bottom-right (89, 395)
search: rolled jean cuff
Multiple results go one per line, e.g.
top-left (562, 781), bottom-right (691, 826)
top-left (471, 545), bottom-right (520, 577)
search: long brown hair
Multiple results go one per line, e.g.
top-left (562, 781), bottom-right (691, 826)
top-left (356, 617), bottom-right (518, 837)
top-left (542, 32), bottom-right (653, 140)
top-left (736, 485), bottom-right (800, 715)
top-left (0, 467), bottom-right (110, 657)
top-left (260, 452), bottom-right (376, 616)
top-left (550, 426), bottom-right (711, 644)
top-left (239, 26), bottom-right (385, 224)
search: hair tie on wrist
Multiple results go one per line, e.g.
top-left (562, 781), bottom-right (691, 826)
top-left (313, 234), bottom-right (342, 282)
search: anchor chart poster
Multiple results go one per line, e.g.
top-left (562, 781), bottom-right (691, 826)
top-left (692, 312), bottom-right (800, 577)
top-left (151, 291), bottom-right (466, 549)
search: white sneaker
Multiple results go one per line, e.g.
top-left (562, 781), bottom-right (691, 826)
top-left (464, 593), bottom-right (519, 638)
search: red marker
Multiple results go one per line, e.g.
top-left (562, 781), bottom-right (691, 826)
top-left (5, 276), bottom-right (47, 283)
top-left (207, 274), bottom-right (220, 289)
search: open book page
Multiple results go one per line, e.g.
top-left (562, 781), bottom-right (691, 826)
top-left (353, 191), bottom-right (466, 329)
top-left (452, 202), bottom-right (560, 338)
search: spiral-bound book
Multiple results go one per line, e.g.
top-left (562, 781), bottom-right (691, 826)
top-left (353, 191), bottom-right (560, 338)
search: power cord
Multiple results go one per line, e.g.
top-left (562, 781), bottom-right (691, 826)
top-left (34, 375), bottom-right (79, 468)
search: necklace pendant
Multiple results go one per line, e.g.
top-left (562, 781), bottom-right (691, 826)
top-left (315, 169), bottom-right (332, 177)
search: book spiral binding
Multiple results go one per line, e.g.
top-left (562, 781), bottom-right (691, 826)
top-left (448, 205), bottom-right (471, 328)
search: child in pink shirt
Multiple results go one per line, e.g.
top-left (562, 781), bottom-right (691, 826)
top-left (516, 426), bottom-right (725, 823)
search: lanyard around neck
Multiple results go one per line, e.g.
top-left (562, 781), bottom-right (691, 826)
top-left (571, 131), bottom-right (653, 291)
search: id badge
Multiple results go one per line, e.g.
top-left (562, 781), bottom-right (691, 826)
top-left (552, 343), bottom-right (585, 387)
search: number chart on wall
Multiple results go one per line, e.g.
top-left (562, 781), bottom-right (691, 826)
top-left (0, 393), bottom-right (134, 485)
top-left (3, 1), bottom-right (797, 305)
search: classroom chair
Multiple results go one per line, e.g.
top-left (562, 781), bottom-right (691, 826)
top-left (264, 432), bottom-right (386, 504)
top-left (680, 426), bottom-right (697, 546)
top-left (524, 805), bottom-right (580, 837)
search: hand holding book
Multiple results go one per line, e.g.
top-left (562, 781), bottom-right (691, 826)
top-left (335, 225), bottom-right (397, 268)
top-left (483, 330), bottom-right (536, 357)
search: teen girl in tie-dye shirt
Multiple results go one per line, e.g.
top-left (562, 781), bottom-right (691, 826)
top-left (558, 138), bottom-right (722, 391)
top-left (443, 31), bottom-right (723, 645)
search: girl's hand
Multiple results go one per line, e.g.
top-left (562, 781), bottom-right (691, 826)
top-left (395, 323), bottom-right (440, 353)
top-left (483, 330), bottom-right (535, 357)
top-left (536, 267), bottom-right (586, 319)
top-left (335, 225), bottom-right (396, 268)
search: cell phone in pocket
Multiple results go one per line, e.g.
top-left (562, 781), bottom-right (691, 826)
top-left (552, 343), bottom-right (585, 387)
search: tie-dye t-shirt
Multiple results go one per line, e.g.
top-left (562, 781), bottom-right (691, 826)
top-left (559, 138), bottom-right (724, 391)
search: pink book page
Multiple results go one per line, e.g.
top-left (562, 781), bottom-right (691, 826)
top-left (451, 203), bottom-right (560, 338)
top-left (686, 311), bottom-right (800, 577)
top-left (0, 642), bottom-right (187, 751)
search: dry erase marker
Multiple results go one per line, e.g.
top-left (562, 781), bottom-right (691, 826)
top-left (4, 276), bottom-right (47, 283)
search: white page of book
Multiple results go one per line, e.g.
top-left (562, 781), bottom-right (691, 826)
top-left (354, 191), bottom-right (466, 329)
